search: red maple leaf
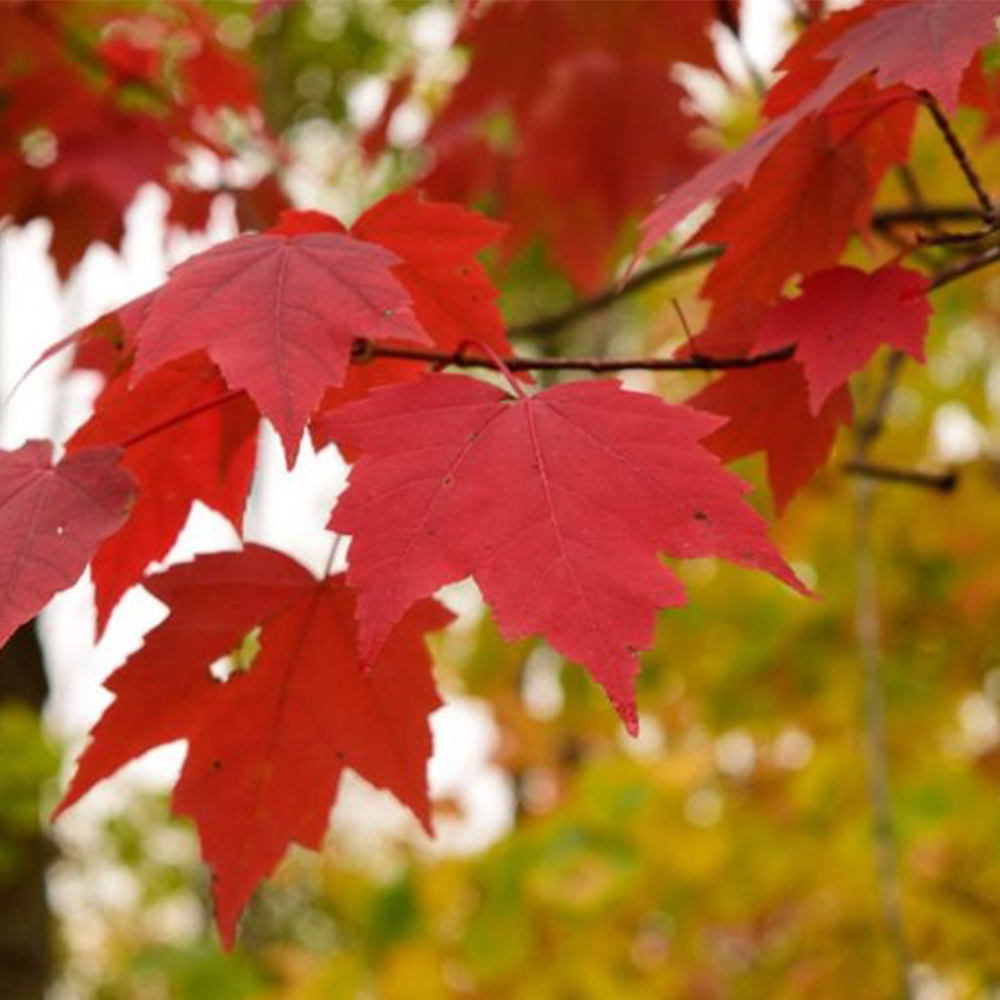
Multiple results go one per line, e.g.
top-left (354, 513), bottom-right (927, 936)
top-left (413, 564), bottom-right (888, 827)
top-left (505, 53), bottom-right (707, 291)
top-left (820, 0), bottom-right (1000, 114)
top-left (755, 264), bottom-right (931, 413)
top-left (55, 545), bottom-right (453, 947)
top-left (693, 82), bottom-right (916, 306)
top-left (0, 441), bottom-right (135, 650)
top-left (285, 194), bottom-right (514, 451)
top-left (68, 354), bottom-right (260, 635)
top-left (322, 374), bottom-right (808, 734)
top-left (129, 228), bottom-right (430, 464)
top-left (689, 361), bottom-right (854, 514)
top-left (422, 0), bottom-right (723, 289)
top-left (351, 190), bottom-right (508, 351)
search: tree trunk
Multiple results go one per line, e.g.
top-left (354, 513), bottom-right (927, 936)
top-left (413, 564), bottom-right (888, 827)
top-left (0, 622), bottom-right (54, 1000)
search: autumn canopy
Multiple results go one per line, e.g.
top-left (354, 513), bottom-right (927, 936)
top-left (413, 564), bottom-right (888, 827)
top-left (3, 0), bottom-right (1000, 963)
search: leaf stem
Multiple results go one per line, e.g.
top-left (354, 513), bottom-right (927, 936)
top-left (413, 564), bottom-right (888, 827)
top-left (323, 534), bottom-right (344, 578)
top-left (471, 341), bottom-right (528, 398)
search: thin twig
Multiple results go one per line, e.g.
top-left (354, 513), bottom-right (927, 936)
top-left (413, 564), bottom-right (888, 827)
top-left (920, 92), bottom-right (995, 220)
top-left (356, 342), bottom-right (795, 373)
top-left (871, 205), bottom-right (987, 230)
top-left (849, 352), bottom-right (916, 999)
top-left (509, 205), bottom-right (988, 344)
top-left (507, 246), bottom-right (722, 339)
top-left (917, 227), bottom-right (998, 247)
top-left (854, 351), bottom-right (905, 452)
top-left (844, 461), bottom-right (957, 492)
top-left (930, 244), bottom-right (1000, 290)
top-left (853, 477), bottom-right (916, 1000)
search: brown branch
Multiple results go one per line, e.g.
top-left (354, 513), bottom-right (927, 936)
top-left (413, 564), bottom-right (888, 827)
top-left (854, 351), bottom-right (906, 453)
top-left (920, 92), bottom-right (995, 220)
top-left (844, 461), bottom-right (958, 492)
top-left (354, 234), bottom-right (1000, 381)
top-left (917, 227), bottom-right (997, 247)
top-left (930, 243), bottom-right (1000, 290)
top-left (356, 342), bottom-right (794, 373)
top-left (871, 205), bottom-right (987, 230)
top-left (507, 246), bottom-right (723, 339)
top-left (508, 205), bottom-right (987, 344)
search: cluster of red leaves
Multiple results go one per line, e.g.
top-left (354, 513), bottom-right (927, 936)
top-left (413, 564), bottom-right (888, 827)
top-left (0, 0), bottom-right (996, 947)
top-left (0, 0), bottom-right (283, 278)
top-left (642, 0), bottom-right (1000, 509)
top-left (409, 0), bottom-right (730, 291)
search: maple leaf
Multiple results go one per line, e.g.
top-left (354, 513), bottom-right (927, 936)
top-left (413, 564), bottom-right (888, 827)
top-left (129, 228), bottom-right (430, 465)
top-left (0, 441), bottom-right (135, 651)
top-left (68, 354), bottom-right (260, 636)
top-left (421, 0), bottom-right (723, 288)
top-left (274, 195), bottom-right (509, 357)
top-left (689, 361), bottom-right (853, 514)
top-left (351, 190), bottom-right (508, 352)
top-left (15, 289), bottom-right (153, 399)
top-left (820, 0), bottom-right (1000, 114)
top-left (505, 53), bottom-right (707, 291)
top-left (322, 374), bottom-right (808, 734)
top-left (285, 195), bottom-right (514, 451)
top-left (694, 83), bottom-right (916, 306)
top-left (46, 107), bottom-right (176, 213)
top-left (55, 545), bottom-right (453, 947)
top-left (755, 264), bottom-right (931, 413)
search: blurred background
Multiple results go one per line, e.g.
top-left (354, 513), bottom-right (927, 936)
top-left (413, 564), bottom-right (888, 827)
top-left (3, 0), bottom-right (1000, 997)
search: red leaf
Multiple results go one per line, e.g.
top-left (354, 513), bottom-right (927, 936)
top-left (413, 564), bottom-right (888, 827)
top-left (323, 375), bottom-right (808, 734)
top-left (301, 193), bottom-right (514, 452)
top-left (693, 114), bottom-right (870, 306)
top-left (351, 190), bottom-right (509, 355)
top-left (422, 0), bottom-right (724, 288)
top-left (55, 545), bottom-right (453, 948)
top-left (165, 183), bottom-right (217, 234)
top-left (177, 3), bottom-right (259, 113)
top-left (68, 354), bottom-right (259, 636)
top-left (755, 264), bottom-right (931, 413)
top-left (47, 107), bottom-right (176, 210)
top-left (129, 230), bottom-right (430, 464)
top-left (360, 70), bottom-right (414, 162)
top-left (693, 84), bottom-right (916, 305)
top-left (689, 361), bottom-right (853, 513)
top-left (820, 0), bottom-right (1000, 114)
top-left (505, 54), bottom-right (707, 291)
top-left (0, 442), bottom-right (135, 650)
